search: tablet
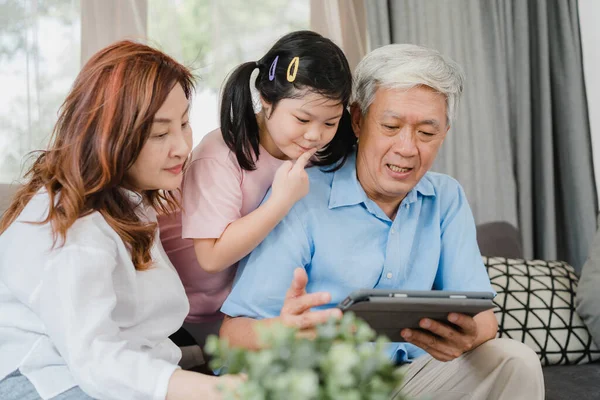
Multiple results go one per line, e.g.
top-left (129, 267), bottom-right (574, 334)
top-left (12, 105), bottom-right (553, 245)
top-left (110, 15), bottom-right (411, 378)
top-left (336, 289), bottom-right (496, 342)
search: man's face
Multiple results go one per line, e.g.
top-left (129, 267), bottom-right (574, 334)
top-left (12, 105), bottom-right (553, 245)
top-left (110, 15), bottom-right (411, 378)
top-left (351, 86), bottom-right (449, 207)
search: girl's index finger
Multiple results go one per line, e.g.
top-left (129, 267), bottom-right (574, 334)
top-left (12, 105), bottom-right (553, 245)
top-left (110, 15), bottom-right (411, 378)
top-left (293, 148), bottom-right (317, 171)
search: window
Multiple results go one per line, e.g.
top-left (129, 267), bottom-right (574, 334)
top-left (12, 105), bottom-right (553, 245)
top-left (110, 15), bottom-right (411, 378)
top-left (148, 0), bottom-right (310, 145)
top-left (0, 0), bottom-right (309, 183)
top-left (0, 0), bottom-right (81, 183)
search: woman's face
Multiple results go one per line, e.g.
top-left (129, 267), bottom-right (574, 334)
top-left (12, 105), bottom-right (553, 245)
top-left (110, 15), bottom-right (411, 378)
top-left (126, 83), bottom-right (192, 191)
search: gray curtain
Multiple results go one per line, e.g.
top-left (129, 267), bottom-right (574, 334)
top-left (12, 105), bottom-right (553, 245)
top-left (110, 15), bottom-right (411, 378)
top-left (366, 0), bottom-right (597, 272)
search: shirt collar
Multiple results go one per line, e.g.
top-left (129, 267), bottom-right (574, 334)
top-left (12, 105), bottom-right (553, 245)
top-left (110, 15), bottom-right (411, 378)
top-left (328, 152), bottom-right (368, 209)
top-left (403, 174), bottom-right (436, 205)
top-left (120, 187), bottom-right (144, 207)
top-left (328, 151), bottom-right (437, 210)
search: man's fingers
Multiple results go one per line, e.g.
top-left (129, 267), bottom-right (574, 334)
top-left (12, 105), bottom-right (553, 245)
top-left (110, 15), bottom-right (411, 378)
top-left (292, 148), bottom-right (317, 172)
top-left (284, 268), bottom-right (309, 300)
top-left (296, 328), bottom-right (318, 340)
top-left (282, 291), bottom-right (331, 315)
top-left (280, 267), bottom-right (341, 331)
top-left (447, 313), bottom-right (477, 335)
top-left (419, 318), bottom-right (458, 342)
top-left (403, 331), bottom-right (454, 361)
top-left (417, 316), bottom-right (477, 352)
top-left (419, 346), bottom-right (455, 362)
top-left (286, 308), bottom-right (342, 330)
top-left (401, 328), bottom-right (461, 360)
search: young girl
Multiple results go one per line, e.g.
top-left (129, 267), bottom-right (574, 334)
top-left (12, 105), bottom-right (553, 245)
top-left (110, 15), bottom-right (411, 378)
top-left (159, 30), bottom-right (355, 347)
top-left (0, 41), bottom-right (240, 400)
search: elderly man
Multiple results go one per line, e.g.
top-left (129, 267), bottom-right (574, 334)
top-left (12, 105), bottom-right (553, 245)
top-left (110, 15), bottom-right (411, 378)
top-left (220, 44), bottom-right (544, 399)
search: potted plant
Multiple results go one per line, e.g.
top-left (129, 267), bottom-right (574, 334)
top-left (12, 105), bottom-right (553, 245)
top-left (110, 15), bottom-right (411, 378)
top-left (205, 312), bottom-right (406, 400)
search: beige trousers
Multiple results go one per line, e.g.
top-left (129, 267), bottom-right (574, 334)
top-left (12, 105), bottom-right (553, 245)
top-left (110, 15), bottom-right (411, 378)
top-left (392, 338), bottom-right (545, 400)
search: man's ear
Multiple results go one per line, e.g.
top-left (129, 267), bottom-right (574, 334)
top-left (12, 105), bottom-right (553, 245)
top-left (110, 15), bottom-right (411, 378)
top-left (350, 103), bottom-right (363, 139)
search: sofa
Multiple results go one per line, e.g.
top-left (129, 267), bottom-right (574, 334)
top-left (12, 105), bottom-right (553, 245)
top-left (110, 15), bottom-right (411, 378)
top-left (2, 184), bottom-right (600, 398)
top-left (478, 222), bottom-right (600, 400)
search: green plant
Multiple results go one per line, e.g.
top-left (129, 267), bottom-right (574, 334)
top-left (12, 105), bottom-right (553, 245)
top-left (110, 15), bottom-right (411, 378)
top-left (205, 312), bottom-right (406, 400)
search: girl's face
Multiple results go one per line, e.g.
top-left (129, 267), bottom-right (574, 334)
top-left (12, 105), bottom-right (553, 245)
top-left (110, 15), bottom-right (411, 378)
top-left (126, 83), bottom-right (192, 191)
top-left (259, 91), bottom-right (344, 160)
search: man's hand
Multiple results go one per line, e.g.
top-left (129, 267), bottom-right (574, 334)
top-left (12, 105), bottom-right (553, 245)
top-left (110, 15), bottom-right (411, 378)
top-left (219, 268), bottom-right (342, 349)
top-left (279, 268), bottom-right (342, 330)
top-left (401, 313), bottom-right (478, 362)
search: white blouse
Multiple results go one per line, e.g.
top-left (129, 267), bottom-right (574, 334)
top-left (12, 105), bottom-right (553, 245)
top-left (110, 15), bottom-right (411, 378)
top-left (0, 190), bottom-right (190, 400)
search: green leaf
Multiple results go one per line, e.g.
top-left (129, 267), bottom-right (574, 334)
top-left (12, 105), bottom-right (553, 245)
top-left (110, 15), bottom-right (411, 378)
top-left (206, 313), bottom-right (406, 399)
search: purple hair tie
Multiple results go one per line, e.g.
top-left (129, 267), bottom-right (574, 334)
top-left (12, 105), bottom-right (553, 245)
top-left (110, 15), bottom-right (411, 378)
top-left (268, 56), bottom-right (279, 81)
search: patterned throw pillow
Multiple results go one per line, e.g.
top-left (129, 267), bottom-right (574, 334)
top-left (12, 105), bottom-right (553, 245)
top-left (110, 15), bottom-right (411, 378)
top-left (484, 257), bottom-right (600, 366)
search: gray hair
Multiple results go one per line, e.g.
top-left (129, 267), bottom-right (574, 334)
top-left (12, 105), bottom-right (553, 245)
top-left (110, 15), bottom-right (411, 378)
top-left (352, 44), bottom-right (465, 125)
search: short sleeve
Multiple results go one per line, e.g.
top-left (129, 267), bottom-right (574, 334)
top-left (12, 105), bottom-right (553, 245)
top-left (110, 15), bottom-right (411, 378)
top-left (221, 204), bottom-right (312, 319)
top-left (181, 157), bottom-right (243, 239)
top-left (434, 181), bottom-right (495, 294)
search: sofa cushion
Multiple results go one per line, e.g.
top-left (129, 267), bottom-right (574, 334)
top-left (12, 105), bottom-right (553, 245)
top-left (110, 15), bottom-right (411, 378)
top-left (477, 222), bottom-right (523, 259)
top-left (484, 257), bottom-right (600, 365)
top-left (576, 214), bottom-right (600, 348)
top-left (543, 363), bottom-right (600, 400)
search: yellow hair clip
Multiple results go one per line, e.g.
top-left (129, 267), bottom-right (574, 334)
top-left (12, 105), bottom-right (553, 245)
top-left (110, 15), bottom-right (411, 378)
top-left (286, 57), bottom-right (299, 82)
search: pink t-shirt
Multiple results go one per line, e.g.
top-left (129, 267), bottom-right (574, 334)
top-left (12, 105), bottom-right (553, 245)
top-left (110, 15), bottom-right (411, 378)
top-left (158, 129), bottom-right (284, 323)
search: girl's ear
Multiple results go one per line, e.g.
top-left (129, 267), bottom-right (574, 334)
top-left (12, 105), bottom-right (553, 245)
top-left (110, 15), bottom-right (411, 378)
top-left (260, 95), bottom-right (272, 118)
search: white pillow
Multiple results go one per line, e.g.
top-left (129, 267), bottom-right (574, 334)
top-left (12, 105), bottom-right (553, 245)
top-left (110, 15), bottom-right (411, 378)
top-left (485, 257), bottom-right (600, 366)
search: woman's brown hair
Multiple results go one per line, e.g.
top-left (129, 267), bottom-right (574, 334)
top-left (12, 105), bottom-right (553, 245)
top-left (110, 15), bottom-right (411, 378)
top-left (0, 40), bottom-right (195, 270)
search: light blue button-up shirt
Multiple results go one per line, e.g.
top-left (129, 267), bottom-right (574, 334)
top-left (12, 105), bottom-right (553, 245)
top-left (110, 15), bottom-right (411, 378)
top-left (222, 152), bottom-right (494, 363)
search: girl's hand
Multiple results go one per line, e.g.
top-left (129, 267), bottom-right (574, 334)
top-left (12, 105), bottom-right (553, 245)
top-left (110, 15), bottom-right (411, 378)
top-left (270, 149), bottom-right (316, 209)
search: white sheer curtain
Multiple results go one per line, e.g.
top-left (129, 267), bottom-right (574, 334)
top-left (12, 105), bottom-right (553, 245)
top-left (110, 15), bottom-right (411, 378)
top-left (146, 0), bottom-right (310, 145)
top-left (1, 0), bottom-right (150, 185)
top-left (0, 0), bottom-right (80, 184)
top-left (1, 0), bottom-right (316, 183)
top-left (81, 0), bottom-right (147, 64)
top-left (310, 0), bottom-right (368, 72)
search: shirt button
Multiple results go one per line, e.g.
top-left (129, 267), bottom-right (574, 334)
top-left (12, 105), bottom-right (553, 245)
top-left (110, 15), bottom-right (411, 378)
top-left (386, 272), bottom-right (393, 279)
top-left (406, 203), bottom-right (410, 209)
top-left (391, 228), bottom-right (396, 234)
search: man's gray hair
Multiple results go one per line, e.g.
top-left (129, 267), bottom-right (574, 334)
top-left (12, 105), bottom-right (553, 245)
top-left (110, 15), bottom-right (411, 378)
top-left (352, 44), bottom-right (465, 125)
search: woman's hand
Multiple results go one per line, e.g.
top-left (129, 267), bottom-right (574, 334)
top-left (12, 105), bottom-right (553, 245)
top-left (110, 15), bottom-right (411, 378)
top-left (166, 370), bottom-right (246, 400)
